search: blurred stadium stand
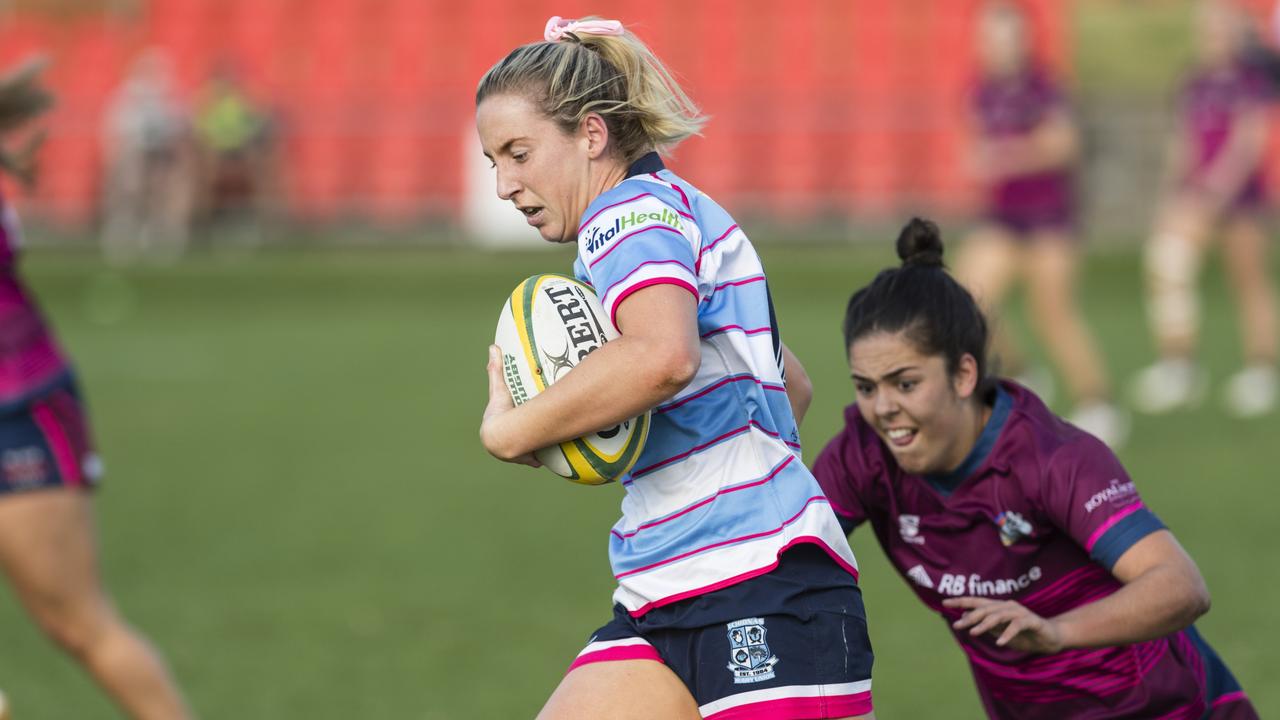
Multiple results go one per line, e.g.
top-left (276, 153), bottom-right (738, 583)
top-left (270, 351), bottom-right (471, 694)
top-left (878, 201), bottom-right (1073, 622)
top-left (4, 0), bottom-right (1280, 240)
top-left (0, 0), bottom-right (1073, 234)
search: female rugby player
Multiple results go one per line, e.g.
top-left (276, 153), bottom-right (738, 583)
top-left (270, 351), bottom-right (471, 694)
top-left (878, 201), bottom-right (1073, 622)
top-left (814, 217), bottom-right (1256, 719)
top-left (953, 1), bottom-right (1124, 447)
top-left (0, 59), bottom-right (194, 719)
top-left (476, 16), bottom-right (874, 720)
top-left (1132, 0), bottom-right (1279, 417)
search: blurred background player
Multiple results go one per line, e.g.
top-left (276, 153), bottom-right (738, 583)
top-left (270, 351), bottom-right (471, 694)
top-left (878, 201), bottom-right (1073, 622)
top-left (1132, 0), bottom-right (1279, 418)
top-left (193, 60), bottom-right (277, 249)
top-left (477, 16), bottom-right (874, 719)
top-left (99, 48), bottom-right (198, 265)
top-left (952, 1), bottom-right (1125, 447)
top-left (0, 58), bottom-right (195, 720)
top-left (815, 217), bottom-right (1257, 720)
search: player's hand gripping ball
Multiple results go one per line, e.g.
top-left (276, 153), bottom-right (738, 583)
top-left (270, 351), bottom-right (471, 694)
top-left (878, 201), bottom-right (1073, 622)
top-left (494, 274), bottom-right (650, 484)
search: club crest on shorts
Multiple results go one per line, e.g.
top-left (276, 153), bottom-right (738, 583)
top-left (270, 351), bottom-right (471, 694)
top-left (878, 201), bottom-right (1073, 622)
top-left (726, 617), bottom-right (778, 684)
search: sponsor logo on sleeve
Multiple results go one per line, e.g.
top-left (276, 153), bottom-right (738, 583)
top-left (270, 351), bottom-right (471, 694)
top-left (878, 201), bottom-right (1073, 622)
top-left (1083, 478), bottom-right (1138, 514)
top-left (726, 617), bottom-right (779, 684)
top-left (583, 206), bottom-right (684, 255)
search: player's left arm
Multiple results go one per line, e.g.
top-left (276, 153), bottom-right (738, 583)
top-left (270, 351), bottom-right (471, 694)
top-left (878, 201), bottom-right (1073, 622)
top-left (989, 107), bottom-right (1080, 178)
top-left (945, 530), bottom-right (1210, 653)
top-left (1200, 100), bottom-right (1268, 209)
top-left (945, 434), bottom-right (1211, 653)
top-left (781, 343), bottom-right (812, 426)
top-left (481, 283), bottom-right (700, 462)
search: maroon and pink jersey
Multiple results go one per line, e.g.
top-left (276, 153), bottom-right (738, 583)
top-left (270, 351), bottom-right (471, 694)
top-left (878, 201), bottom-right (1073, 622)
top-left (972, 68), bottom-right (1075, 229)
top-left (814, 382), bottom-right (1256, 720)
top-left (1179, 61), bottom-right (1270, 205)
top-left (0, 192), bottom-right (70, 408)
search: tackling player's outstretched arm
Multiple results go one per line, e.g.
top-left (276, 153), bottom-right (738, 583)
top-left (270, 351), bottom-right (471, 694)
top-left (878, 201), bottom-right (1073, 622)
top-left (945, 530), bottom-right (1210, 654)
top-left (481, 283), bottom-right (699, 462)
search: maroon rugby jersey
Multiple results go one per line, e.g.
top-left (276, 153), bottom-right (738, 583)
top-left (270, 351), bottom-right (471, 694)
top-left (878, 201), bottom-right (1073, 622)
top-left (0, 191), bottom-right (70, 406)
top-left (814, 381), bottom-right (1256, 720)
top-left (972, 67), bottom-right (1074, 223)
top-left (1179, 61), bottom-right (1270, 202)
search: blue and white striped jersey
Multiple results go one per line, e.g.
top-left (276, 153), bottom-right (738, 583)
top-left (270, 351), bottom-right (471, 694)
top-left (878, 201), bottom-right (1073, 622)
top-left (572, 153), bottom-right (858, 616)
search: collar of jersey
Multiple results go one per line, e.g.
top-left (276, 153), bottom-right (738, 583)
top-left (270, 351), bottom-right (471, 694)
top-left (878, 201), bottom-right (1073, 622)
top-left (923, 385), bottom-right (1012, 497)
top-left (626, 151), bottom-right (665, 178)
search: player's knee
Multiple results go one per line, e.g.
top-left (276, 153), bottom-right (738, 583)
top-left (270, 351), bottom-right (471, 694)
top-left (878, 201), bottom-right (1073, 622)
top-left (1145, 232), bottom-right (1199, 287)
top-left (30, 594), bottom-right (114, 659)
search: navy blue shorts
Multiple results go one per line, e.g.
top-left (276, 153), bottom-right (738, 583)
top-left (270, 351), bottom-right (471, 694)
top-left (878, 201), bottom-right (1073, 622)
top-left (0, 373), bottom-right (100, 496)
top-left (571, 545), bottom-right (875, 719)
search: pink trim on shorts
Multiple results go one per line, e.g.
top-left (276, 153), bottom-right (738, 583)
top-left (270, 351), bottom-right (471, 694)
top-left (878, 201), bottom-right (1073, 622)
top-left (703, 690), bottom-right (873, 719)
top-left (30, 401), bottom-right (83, 486)
top-left (567, 643), bottom-right (664, 673)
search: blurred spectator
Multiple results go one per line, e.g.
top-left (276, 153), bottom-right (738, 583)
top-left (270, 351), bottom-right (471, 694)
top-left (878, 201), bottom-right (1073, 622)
top-left (194, 62), bottom-right (277, 246)
top-left (99, 48), bottom-right (198, 264)
top-left (1131, 1), bottom-right (1278, 418)
top-left (952, 1), bottom-right (1126, 447)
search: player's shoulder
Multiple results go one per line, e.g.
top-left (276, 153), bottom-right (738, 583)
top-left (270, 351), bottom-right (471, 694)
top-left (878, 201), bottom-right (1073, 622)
top-left (997, 381), bottom-right (1116, 480)
top-left (577, 175), bottom-right (694, 258)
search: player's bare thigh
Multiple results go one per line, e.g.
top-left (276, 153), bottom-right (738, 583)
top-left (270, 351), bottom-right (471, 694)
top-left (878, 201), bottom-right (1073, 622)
top-left (954, 224), bottom-right (1024, 309)
top-left (0, 488), bottom-right (106, 616)
top-left (538, 658), bottom-right (700, 720)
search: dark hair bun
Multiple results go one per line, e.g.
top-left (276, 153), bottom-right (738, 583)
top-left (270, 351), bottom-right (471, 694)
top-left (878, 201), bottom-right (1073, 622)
top-left (895, 217), bottom-right (945, 268)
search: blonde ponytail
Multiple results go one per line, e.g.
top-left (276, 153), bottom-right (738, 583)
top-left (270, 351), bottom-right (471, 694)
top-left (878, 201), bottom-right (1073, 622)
top-left (477, 18), bottom-right (706, 162)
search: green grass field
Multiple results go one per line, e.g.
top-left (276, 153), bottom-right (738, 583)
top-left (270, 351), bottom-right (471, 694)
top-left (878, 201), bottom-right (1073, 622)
top-left (0, 240), bottom-right (1276, 718)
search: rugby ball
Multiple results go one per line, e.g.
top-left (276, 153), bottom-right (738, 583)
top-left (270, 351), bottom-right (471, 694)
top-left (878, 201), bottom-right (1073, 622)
top-left (494, 274), bottom-right (650, 485)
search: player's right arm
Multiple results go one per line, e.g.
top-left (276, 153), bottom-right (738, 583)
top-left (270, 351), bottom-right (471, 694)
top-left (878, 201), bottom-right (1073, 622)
top-left (986, 107), bottom-right (1080, 179)
top-left (481, 282), bottom-right (700, 463)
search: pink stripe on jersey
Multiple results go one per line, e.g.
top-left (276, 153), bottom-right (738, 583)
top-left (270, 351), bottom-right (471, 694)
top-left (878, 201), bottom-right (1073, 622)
top-left (968, 638), bottom-right (1169, 702)
top-left (611, 456), bottom-right (795, 540)
top-left (31, 401), bottom-right (82, 487)
top-left (578, 192), bottom-right (653, 234)
top-left (657, 374), bottom-right (786, 415)
top-left (706, 275), bottom-right (766, 299)
top-left (630, 423), bottom-right (753, 480)
top-left (650, 172), bottom-right (693, 212)
top-left (600, 259), bottom-right (695, 302)
top-left (1085, 501), bottom-right (1146, 552)
top-left (700, 224), bottom-right (739, 259)
top-left (1022, 564), bottom-right (1102, 600)
top-left (567, 643), bottom-right (664, 673)
top-left (749, 420), bottom-right (802, 450)
top-left (703, 691), bottom-right (873, 720)
top-left (701, 325), bottom-right (771, 339)
top-left (588, 225), bottom-right (686, 270)
top-left (625, 536), bottom-right (859, 617)
top-left (609, 277), bottom-right (698, 331)
top-left (615, 497), bottom-right (833, 579)
top-left (629, 419), bottom-right (797, 481)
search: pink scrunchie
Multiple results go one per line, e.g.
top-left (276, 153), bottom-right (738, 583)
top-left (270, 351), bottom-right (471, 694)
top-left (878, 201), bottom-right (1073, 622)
top-left (544, 16), bottom-right (625, 43)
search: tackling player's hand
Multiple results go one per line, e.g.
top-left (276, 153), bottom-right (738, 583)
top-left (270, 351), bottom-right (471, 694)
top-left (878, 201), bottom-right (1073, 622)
top-left (480, 344), bottom-right (541, 468)
top-left (943, 597), bottom-right (1064, 654)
